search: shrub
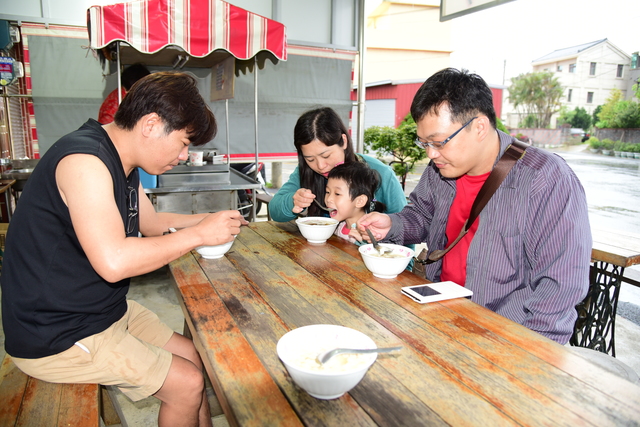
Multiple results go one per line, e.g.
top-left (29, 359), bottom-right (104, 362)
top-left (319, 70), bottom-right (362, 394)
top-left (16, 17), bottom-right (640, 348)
top-left (587, 137), bottom-right (602, 150)
top-left (496, 117), bottom-right (509, 133)
top-left (601, 139), bottom-right (615, 150)
top-left (363, 114), bottom-right (427, 190)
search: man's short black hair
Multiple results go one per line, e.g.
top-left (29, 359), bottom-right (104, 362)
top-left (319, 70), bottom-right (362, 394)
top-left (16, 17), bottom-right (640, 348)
top-left (411, 68), bottom-right (497, 128)
top-left (114, 72), bottom-right (216, 146)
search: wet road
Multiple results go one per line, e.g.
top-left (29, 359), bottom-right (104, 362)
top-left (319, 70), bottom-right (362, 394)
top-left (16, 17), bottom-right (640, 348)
top-left (554, 151), bottom-right (640, 234)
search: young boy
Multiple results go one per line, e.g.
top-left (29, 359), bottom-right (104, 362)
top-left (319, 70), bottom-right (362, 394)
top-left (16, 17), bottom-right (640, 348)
top-left (325, 162), bottom-right (386, 244)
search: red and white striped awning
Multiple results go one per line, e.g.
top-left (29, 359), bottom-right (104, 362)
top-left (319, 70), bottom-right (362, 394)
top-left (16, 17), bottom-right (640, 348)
top-left (87, 0), bottom-right (286, 68)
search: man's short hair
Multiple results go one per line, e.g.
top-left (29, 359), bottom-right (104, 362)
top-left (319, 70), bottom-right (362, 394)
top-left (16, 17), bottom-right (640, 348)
top-left (411, 68), bottom-right (497, 128)
top-left (114, 72), bottom-right (216, 146)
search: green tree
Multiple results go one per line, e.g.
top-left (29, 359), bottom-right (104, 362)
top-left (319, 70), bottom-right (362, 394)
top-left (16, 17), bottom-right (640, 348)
top-left (592, 105), bottom-right (603, 124)
top-left (558, 106), bottom-right (591, 130)
top-left (363, 114), bottom-right (427, 190)
top-left (596, 89), bottom-right (640, 128)
top-left (596, 89), bottom-right (624, 128)
top-left (496, 117), bottom-right (509, 133)
top-left (508, 71), bottom-right (564, 128)
top-left (633, 80), bottom-right (640, 100)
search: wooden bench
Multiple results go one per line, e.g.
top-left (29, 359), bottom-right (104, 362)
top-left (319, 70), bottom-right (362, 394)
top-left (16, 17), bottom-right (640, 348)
top-left (0, 353), bottom-right (123, 426)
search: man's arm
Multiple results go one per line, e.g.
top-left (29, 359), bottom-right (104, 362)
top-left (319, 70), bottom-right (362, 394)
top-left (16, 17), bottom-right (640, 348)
top-left (57, 154), bottom-right (245, 283)
top-left (523, 170), bottom-right (592, 343)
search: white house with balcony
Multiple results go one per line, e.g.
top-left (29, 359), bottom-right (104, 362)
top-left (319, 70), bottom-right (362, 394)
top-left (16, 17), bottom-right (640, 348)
top-left (531, 39), bottom-right (630, 124)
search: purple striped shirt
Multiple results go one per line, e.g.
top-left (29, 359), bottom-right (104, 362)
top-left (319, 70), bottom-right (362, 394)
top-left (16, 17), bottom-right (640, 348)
top-left (387, 131), bottom-right (591, 344)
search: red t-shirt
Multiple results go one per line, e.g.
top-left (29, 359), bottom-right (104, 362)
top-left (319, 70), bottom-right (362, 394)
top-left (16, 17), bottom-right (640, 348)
top-left (98, 87), bottom-right (127, 124)
top-left (441, 172), bottom-right (490, 286)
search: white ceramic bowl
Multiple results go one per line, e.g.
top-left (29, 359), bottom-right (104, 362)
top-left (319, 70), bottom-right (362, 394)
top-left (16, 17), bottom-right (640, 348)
top-left (195, 238), bottom-right (234, 259)
top-left (295, 217), bottom-right (339, 243)
top-left (277, 324), bottom-right (377, 400)
top-left (359, 243), bottom-right (414, 279)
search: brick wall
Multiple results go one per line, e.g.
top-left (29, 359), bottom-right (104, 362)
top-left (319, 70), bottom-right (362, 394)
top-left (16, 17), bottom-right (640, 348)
top-left (594, 129), bottom-right (640, 144)
top-left (509, 128), bottom-right (580, 147)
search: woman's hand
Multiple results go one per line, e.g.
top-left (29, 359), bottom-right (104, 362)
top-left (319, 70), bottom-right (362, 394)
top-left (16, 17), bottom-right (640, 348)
top-left (292, 188), bottom-right (316, 214)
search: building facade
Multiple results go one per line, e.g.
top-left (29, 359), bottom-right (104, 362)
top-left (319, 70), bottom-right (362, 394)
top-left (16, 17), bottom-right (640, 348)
top-left (531, 39), bottom-right (631, 122)
top-left (351, 0), bottom-right (453, 134)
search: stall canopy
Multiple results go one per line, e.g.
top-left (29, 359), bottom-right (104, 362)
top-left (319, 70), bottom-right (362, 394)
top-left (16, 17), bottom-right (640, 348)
top-left (87, 0), bottom-right (287, 73)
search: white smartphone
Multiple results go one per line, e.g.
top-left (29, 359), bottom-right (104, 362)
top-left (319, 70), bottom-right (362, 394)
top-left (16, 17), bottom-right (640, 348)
top-left (401, 281), bottom-right (473, 304)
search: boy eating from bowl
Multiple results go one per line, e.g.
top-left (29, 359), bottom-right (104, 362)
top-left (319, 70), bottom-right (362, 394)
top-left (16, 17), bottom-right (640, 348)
top-left (325, 162), bottom-right (386, 244)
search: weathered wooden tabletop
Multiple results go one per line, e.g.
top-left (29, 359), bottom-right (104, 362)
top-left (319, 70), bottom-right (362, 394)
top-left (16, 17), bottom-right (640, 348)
top-left (169, 221), bottom-right (640, 426)
top-left (591, 227), bottom-right (640, 268)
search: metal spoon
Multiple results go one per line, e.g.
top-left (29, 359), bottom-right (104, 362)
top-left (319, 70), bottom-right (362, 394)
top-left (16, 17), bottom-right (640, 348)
top-left (365, 227), bottom-right (389, 255)
top-left (317, 346), bottom-right (402, 364)
top-left (312, 198), bottom-right (335, 213)
top-left (299, 199), bottom-right (335, 216)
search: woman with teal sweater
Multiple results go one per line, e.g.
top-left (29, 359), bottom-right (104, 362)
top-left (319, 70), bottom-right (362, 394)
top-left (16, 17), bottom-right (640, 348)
top-left (269, 107), bottom-right (407, 222)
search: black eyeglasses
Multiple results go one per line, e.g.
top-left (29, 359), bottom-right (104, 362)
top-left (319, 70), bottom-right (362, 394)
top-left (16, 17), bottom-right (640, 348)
top-left (414, 117), bottom-right (477, 150)
top-left (126, 186), bottom-right (138, 234)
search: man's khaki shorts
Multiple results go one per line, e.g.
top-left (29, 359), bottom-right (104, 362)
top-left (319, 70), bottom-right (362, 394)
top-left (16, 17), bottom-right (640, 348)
top-left (12, 300), bottom-right (174, 401)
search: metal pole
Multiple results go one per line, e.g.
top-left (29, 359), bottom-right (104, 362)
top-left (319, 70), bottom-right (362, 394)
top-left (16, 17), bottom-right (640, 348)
top-left (252, 57), bottom-right (258, 220)
top-left (356, 0), bottom-right (367, 154)
top-left (225, 98), bottom-right (230, 165)
top-left (116, 42), bottom-right (122, 104)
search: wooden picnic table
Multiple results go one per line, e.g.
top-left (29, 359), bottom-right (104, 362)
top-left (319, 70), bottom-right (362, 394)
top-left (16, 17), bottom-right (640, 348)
top-left (572, 227), bottom-right (640, 355)
top-left (168, 221), bottom-right (640, 426)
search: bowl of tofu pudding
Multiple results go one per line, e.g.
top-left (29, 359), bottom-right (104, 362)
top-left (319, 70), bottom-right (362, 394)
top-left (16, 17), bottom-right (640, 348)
top-left (359, 243), bottom-right (414, 278)
top-left (195, 238), bottom-right (235, 259)
top-left (295, 217), bottom-right (339, 243)
top-left (276, 324), bottom-right (378, 400)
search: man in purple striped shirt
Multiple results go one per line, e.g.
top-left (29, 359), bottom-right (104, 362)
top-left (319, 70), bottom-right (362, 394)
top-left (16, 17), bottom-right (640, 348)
top-left (359, 68), bottom-right (591, 344)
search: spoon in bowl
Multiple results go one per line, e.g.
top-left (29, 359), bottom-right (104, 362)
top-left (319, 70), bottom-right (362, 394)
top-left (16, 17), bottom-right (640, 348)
top-left (317, 346), bottom-right (402, 364)
top-left (365, 227), bottom-right (389, 255)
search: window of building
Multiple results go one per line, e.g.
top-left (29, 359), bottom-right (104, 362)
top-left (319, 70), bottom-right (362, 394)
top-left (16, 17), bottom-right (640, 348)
top-left (617, 64), bottom-right (624, 78)
top-left (568, 89), bottom-right (572, 102)
top-left (569, 63), bottom-right (576, 73)
top-left (633, 53), bottom-right (639, 70)
top-left (590, 62), bottom-right (597, 76)
top-left (587, 92), bottom-right (594, 103)
top-left (557, 65), bottom-right (563, 72)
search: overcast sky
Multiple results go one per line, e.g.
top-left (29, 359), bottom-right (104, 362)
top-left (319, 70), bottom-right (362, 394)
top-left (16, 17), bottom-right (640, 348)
top-left (367, 0), bottom-right (640, 86)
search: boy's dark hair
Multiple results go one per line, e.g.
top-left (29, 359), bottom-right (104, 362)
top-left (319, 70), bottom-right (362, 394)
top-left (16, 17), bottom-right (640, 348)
top-left (121, 63), bottom-right (150, 90)
top-left (327, 162), bottom-right (386, 213)
top-left (294, 107), bottom-right (358, 216)
top-left (114, 72), bottom-right (216, 146)
top-left (411, 68), bottom-right (497, 129)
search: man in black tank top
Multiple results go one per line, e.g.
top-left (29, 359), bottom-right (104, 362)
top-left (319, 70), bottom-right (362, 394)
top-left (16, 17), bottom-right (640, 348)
top-left (1, 72), bottom-right (247, 426)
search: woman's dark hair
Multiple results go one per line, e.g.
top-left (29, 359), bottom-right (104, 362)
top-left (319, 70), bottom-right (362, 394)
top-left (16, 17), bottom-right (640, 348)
top-left (294, 107), bottom-right (358, 216)
top-left (327, 162), bottom-right (385, 214)
top-left (121, 63), bottom-right (150, 90)
top-left (114, 72), bottom-right (216, 146)
top-left (411, 68), bottom-right (497, 129)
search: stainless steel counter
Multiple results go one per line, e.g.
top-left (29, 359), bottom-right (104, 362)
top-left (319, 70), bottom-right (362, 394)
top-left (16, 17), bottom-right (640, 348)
top-left (144, 168), bottom-right (261, 215)
top-left (145, 167), bottom-right (260, 194)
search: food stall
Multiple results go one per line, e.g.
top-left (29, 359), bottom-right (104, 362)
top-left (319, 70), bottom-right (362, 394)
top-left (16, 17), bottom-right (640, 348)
top-left (87, 0), bottom-right (287, 217)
